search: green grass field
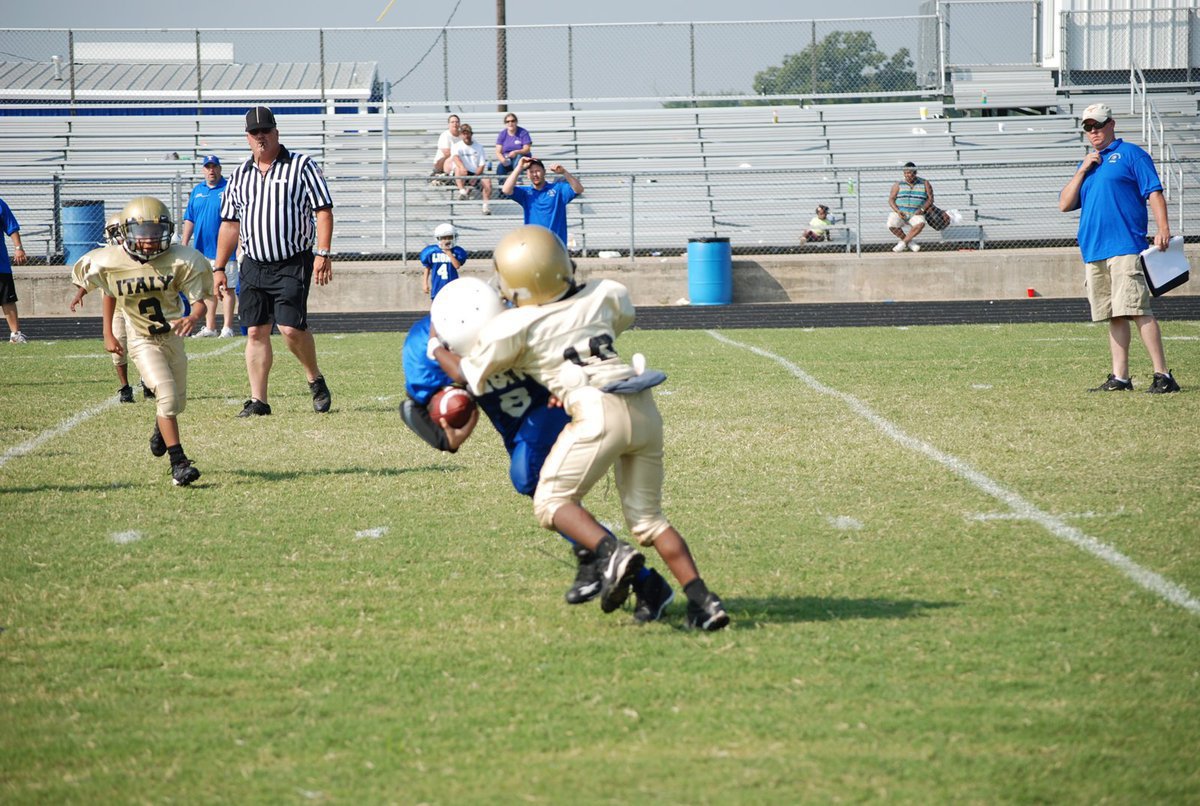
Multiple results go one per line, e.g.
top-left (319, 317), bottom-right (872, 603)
top-left (3, 321), bottom-right (1199, 803)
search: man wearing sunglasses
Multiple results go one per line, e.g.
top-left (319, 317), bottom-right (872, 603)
top-left (1059, 103), bottom-right (1179, 394)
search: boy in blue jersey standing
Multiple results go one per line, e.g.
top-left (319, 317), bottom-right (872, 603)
top-left (420, 223), bottom-right (467, 301)
top-left (1059, 103), bottom-right (1179, 394)
top-left (398, 279), bottom-right (674, 622)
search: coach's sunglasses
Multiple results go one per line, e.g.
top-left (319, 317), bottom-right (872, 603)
top-left (248, 127), bottom-right (273, 135)
top-left (1081, 120), bottom-right (1109, 133)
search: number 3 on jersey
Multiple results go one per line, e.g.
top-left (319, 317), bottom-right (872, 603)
top-left (139, 297), bottom-right (171, 334)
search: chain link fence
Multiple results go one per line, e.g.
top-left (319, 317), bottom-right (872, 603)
top-left (3, 156), bottom-right (1190, 266)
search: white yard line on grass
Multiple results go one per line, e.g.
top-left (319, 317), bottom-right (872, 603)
top-left (0, 341), bottom-right (242, 471)
top-left (708, 330), bottom-right (1200, 617)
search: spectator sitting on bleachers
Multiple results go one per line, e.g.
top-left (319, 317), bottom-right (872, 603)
top-left (431, 115), bottom-right (462, 185)
top-left (888, 162), bottom-right (933, 253)
top-left (450, 124), bottom-right (493, 215)
top-left (494, 113), bottom-right (533, 178)
top-left (800, 205), bottom-right (834, 244)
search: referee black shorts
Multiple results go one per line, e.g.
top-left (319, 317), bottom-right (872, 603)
top-left (238, 250), bottom-right (313, 330)
top-left (0, 273), bottom-right (18, 306)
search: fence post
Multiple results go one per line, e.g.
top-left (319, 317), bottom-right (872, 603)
top-left (68, 30), bottom-right (76, 115)
top-left (442, 30), bottom-right (450, 112)
top-left (1060, 11), bottom-right (1070, 87)
top-left (1031, 1), bottom-right (1040, 65)
top-left (689, 23), bottom-right (697, 105)
top-left (855, 168), bottom-right (862, 256)
top-left (381, 82), bottom-right (390, 251)
top-left (629, 174), bottom-right (636, 262)
top-left (811, 20), bottom-right (818, 93)
top-left (195, 30), bottom-right (203, 113)
top-left (568, 26), bottom-right (576, 110)
top-left (401, 177), bottom-right (408, 264)
top-left (319, 29), bottom-right (327, 112)
top-left (52, 174), bottom-right (63, 259)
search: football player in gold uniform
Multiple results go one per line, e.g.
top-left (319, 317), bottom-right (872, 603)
top-left (431, 225), bottom-right (729, 630)
top-left (71, 197), bottom-right (213, 486)
top-left (70, 215), bottom-right (153, 403)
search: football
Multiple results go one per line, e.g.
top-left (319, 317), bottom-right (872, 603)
top-left (429, 386), bottom-right (475, 428)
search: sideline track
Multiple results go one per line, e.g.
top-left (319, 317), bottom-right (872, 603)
top-left (708, 330), bottom-right (1200, 617)
top-left (23, 296), bottom-right (1200, 340)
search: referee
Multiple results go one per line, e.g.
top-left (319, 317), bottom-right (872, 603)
top-left (214, 106), bottom-right (335, 417)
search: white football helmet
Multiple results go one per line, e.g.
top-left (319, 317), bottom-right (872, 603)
top-left (493, 225), bottom-right (575, 307)
top-left (104, 214), bottom-right (123, 246)
top-left (433, 222), bottom-right (457, 246)
top-left (430, 277), bottom-right (504, 355)
top-left (119, 196), bottom-right (174, 261)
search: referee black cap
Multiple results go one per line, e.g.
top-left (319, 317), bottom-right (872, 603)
top-left (246, 106), bottom-right (277, 132)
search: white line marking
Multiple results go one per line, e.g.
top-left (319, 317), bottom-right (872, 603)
top-left (708, 330), bottom-right (1200, 616)
top-left (110, 530), bottom-right (143, 544)
top-left (0, 340), bottom-right (243, 470)
top-left (826, 515), bottom-right (863, 531)
top-left (355, 526), bottom-right (389, 539)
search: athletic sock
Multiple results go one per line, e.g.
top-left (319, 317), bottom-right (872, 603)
top-left (683, 577), bottom-right (711, 605)
top-left (167, 444), bottom-right (187, 465)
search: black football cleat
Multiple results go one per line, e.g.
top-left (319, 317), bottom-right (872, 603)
top-left (171, 460), bottom-right (201, 487)
top-left (598, 541), bottom-right (644, 614)
top-left (149, 426), bottom-right (167, 457)
top-left (141, 381), bottom-right (156, 400)
top-left (1146, 371), bottom-right (1181, 394)
top-left (118, 385), bottom-right (134, 403)
top-left (633, 569), bottom-right (675, 623)
top-left (686, 592), bottom-right (730, 632)
top-left (1088, 374), bottom-right (1133, 392)
top-left (565, 557), bottom-right (602, 605)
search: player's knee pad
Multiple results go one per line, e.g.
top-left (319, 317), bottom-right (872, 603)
top-left (154, 382), bottom-right (183, 418)
top-left (630, 516), bottom-right (671, 547)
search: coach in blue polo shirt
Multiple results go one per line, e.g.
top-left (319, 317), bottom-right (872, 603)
top-left (1059, 102), bottom-right (1179, 394)
top-left (182, 154), bottom-right (237, 337)
top-left (500, 157), bottom-right (584, 247)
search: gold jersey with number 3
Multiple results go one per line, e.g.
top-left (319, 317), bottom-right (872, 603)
top-left (71, 244), bottom-right (213, 336)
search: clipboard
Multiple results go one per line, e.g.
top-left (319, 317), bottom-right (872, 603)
top-left (1140, 235), bottom-right (1190, 297)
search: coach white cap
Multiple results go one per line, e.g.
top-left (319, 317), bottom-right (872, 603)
top-left (1081, 103), bottom-right (1111, 125)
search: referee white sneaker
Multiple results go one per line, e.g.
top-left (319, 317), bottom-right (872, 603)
top-left (9, 331), bottom-right (28, 344)
top-left (219, 327), bottom-right (235, 338)
top-left (191, 327), bottom-right (218, 338)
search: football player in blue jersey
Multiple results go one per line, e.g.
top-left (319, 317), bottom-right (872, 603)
top-left (399, 278), bottom-right (674, 622)
top-left (419, 223), bottom-right (467, 301)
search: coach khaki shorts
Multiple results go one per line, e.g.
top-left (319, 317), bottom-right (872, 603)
top-left (887, 211), bottom-right (926, 229)
top-left (128, 331), bottom-right (187, 417)
top-left (533, 387), bottom-right (671, 546)
top-left (1086, 253), bottom-right (1152, 321)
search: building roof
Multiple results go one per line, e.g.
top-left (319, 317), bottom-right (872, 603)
top-left (0, 60), bottom-right (378, 100)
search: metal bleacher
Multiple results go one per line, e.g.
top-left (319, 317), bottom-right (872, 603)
top-left (3, 92), bottom-right (1196, 259)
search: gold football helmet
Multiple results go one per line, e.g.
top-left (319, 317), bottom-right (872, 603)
top-left (492, 225), bottom-right (575, 307)
top-left (104, 213), bottom-right (124, 246)
top-left (120, 196), bottom-right (174, 261)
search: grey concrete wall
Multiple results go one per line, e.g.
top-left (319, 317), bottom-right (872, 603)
top-left (17, 246), bottom-right (1198, 317)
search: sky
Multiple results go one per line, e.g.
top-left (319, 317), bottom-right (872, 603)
top-left (7, 0), bottom-right (910, 29)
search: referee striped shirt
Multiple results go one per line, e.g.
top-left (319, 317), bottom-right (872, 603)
top-left (220, 145), bottom-right (334, 263)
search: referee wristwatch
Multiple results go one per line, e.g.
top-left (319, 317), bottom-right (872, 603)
top-left (314, 248), bottom-right (332, 257)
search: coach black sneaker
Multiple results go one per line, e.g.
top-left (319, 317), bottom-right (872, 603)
top-left (565, 555), bottom-right (602, 605)
top-left (118, 385), bottom-right (134, 403)
top-left (149, 425), bottom-right (167, 457)
top-left (238, 398), bottom-right (272, 417)
top-left (141, 381), bottom-right (155, 400)
top-left (1146, 371), bottom-right (1181, 394)
top-left (633, 569), bottom-right (675, 623)
top-left (1088, 374), bottom-right (1133, 392)
top-left (171, 460), bottom-right (201, 487)
top-left (686, 592), bottom-right (730, 632)
top-left (598, 541), bottom-right (644, 614)
top-left (309, 376), bottom-right (332, 413)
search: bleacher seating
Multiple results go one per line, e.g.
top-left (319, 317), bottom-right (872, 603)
top-left (0, 94), bottom-right (1194, 260)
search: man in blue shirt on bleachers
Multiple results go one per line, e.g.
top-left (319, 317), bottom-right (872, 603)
top-left (500, 157), bottom-right (584, 247)
top-left (183, 154), bottom-right (237, 338)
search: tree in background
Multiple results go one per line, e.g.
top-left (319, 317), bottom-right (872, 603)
top-left (753, 31), bottom-right (917, 100)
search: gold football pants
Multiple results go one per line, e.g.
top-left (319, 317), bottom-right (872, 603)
top-left (128, 331), bottom-right (188, 418)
